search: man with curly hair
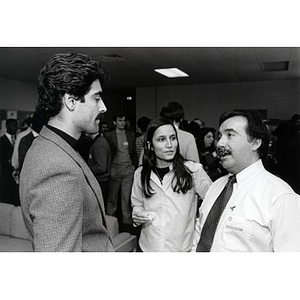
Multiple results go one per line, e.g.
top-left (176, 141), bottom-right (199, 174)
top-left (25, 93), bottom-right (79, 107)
top-left (19, 52), bottom-right (114, 251)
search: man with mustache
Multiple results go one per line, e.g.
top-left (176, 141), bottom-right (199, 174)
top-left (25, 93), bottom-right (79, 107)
top-left (19, 53), bottom-right (114, 252)
top-left (192, 109), bottom-right (300, 252)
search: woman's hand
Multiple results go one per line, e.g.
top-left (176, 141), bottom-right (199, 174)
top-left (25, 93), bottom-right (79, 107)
top-left (132, 210), bottom-right (156, 227)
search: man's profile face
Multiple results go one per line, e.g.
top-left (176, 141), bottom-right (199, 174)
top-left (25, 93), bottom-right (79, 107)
top-left (115, 116), bottom-right (126, 130)
top-left (217, 116), bottom-right (258, 174)
top-left (77, 79), bottom-right (107, 135)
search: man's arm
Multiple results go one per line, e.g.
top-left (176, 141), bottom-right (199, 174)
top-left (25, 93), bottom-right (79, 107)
top-left (27, 165), bottom-right (84, 251)
top-left (272, 193), bottom-right (300, 251)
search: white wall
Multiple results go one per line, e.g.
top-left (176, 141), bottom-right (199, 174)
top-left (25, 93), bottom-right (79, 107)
top-left (136, 79), bottom-right (300, 129)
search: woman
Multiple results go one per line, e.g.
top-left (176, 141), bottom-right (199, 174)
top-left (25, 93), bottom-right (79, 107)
top-left (131, 117), bottom-right (212, 252)
top-left (196, 127), bottom-right (227, 181)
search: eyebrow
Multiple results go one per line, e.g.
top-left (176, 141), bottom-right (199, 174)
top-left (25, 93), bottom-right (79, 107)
top-left (156, 133), bottom-right (176, 138)
top-left (93, 91), bottom-right (102, 96)
top-left (218, 128), bottom-right (238, 135)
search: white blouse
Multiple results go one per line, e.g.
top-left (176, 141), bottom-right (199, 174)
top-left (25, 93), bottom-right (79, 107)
top-left (131, 161), bottom-right (212, 252)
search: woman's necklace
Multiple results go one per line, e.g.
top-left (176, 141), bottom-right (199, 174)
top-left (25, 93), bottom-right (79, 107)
top-left (154, 166), bottom-right (170, 184)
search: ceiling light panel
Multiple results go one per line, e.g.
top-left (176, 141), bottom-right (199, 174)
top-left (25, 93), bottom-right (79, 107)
top-left (154, 68), bottom-right (189, 78)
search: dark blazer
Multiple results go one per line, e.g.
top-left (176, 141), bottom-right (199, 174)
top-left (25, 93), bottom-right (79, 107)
top-left (19, 126), bottom-right (114, 252)
top-left (0, 134), bottom-right (18, 205)
top-left (0, 134), bottom-right (14, 169)
top-left (88, 134), bottom-right (111, 182)
top-left (105, 130), bottom-right (138, 167)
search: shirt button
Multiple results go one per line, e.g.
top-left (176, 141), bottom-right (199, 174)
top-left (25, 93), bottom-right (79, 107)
top-left (228, 217), bottom-right (232, 221)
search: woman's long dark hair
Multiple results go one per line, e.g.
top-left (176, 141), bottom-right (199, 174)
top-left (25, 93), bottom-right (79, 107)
top-left (141, 117), bottom-right (193, 198)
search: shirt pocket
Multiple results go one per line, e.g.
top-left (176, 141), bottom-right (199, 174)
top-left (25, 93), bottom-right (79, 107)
top-left (222, 216), bottom-right (254, 251)
top-left (225, 216), bottom-right (253, 234)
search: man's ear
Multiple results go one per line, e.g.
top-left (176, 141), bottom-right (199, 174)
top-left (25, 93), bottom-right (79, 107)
top-left (251, 138), bottom-right (262, 152)
top-left (63, 94), bottom-right (77, 111)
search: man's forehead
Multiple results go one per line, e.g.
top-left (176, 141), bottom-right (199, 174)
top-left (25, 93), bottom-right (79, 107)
top-left (89, 79), bottom-right (102, 93)
top-left (219, 116), bottom-right (247, 131)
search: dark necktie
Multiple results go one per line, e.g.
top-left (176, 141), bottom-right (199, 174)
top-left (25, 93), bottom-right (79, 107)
top-left (11, 135), bottom-right (15, 146)
top-left (196, 175), bottom-right (236, 252)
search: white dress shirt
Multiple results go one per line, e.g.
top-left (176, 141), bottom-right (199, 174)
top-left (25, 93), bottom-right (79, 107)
top-left (131, 161), bottom-right (212, 252)
top-left (192, 160), bottom-right (300, 252)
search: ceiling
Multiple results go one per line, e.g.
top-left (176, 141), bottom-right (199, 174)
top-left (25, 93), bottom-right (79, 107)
top-left (0, 47), bottom-right (300, 91)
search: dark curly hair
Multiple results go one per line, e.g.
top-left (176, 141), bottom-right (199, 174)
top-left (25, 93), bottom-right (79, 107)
top-left (141, 117), bottom-right (193, 198)
top-left (36, 52), bottom-right (109, 119)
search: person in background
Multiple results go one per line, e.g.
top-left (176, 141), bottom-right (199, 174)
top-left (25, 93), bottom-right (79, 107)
top-left (19, 52), bottom-right (114, 252)
top-left (100, 121), bottom-right (109, 135)
top-left (271, 123), bottom-right (292, 176)
top-left (136, 116), bottom-right (151, 161)
top-left (105, 112), bottom-right (138, 230)
top-left (77, 133), bottom-right (94, 162)
top-left (20, 118), bottom-right (30, 132)
top-left (186, 121), bottom-right (201, 139)
top-left (192, 118), bottom-right (205, 128)
top-left (18, 111), bottom-right (48, 172)
top-left (131, 117), bottom-right (212, 252)
top-left (179, 119), bottom-right (189, 131)
top-left (11, 116), bottom-right (32, 176)
top-left (281, 113), bottom-right (300, 194)
top-left (0, 118), bottom-right (19, 205)
top-left (160, 102), bottom-right (199, 163)
top-left (196, 127), bottom-right (227, 181)
top-left (88, 121), bottom-right (112, 209)
top-left (193, 110), bottom-right (300, 252)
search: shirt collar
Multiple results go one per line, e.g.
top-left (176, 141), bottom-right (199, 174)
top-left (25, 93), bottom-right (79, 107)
top-left (46, 125), bottom-right (78, 150)
top-left (5, 132), bottom-right (12, 139)
top-left (32, 130), bottom-right (39, 138)
top-left (235, 160), bottom-right (264, 188)
top-left (5, 132), bottom-right (15, 143)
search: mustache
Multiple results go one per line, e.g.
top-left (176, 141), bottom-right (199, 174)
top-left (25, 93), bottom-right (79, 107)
top-left (96, 114), bottom-right (102, 120)
top-left (217, 147), bottom-right (231, 157)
